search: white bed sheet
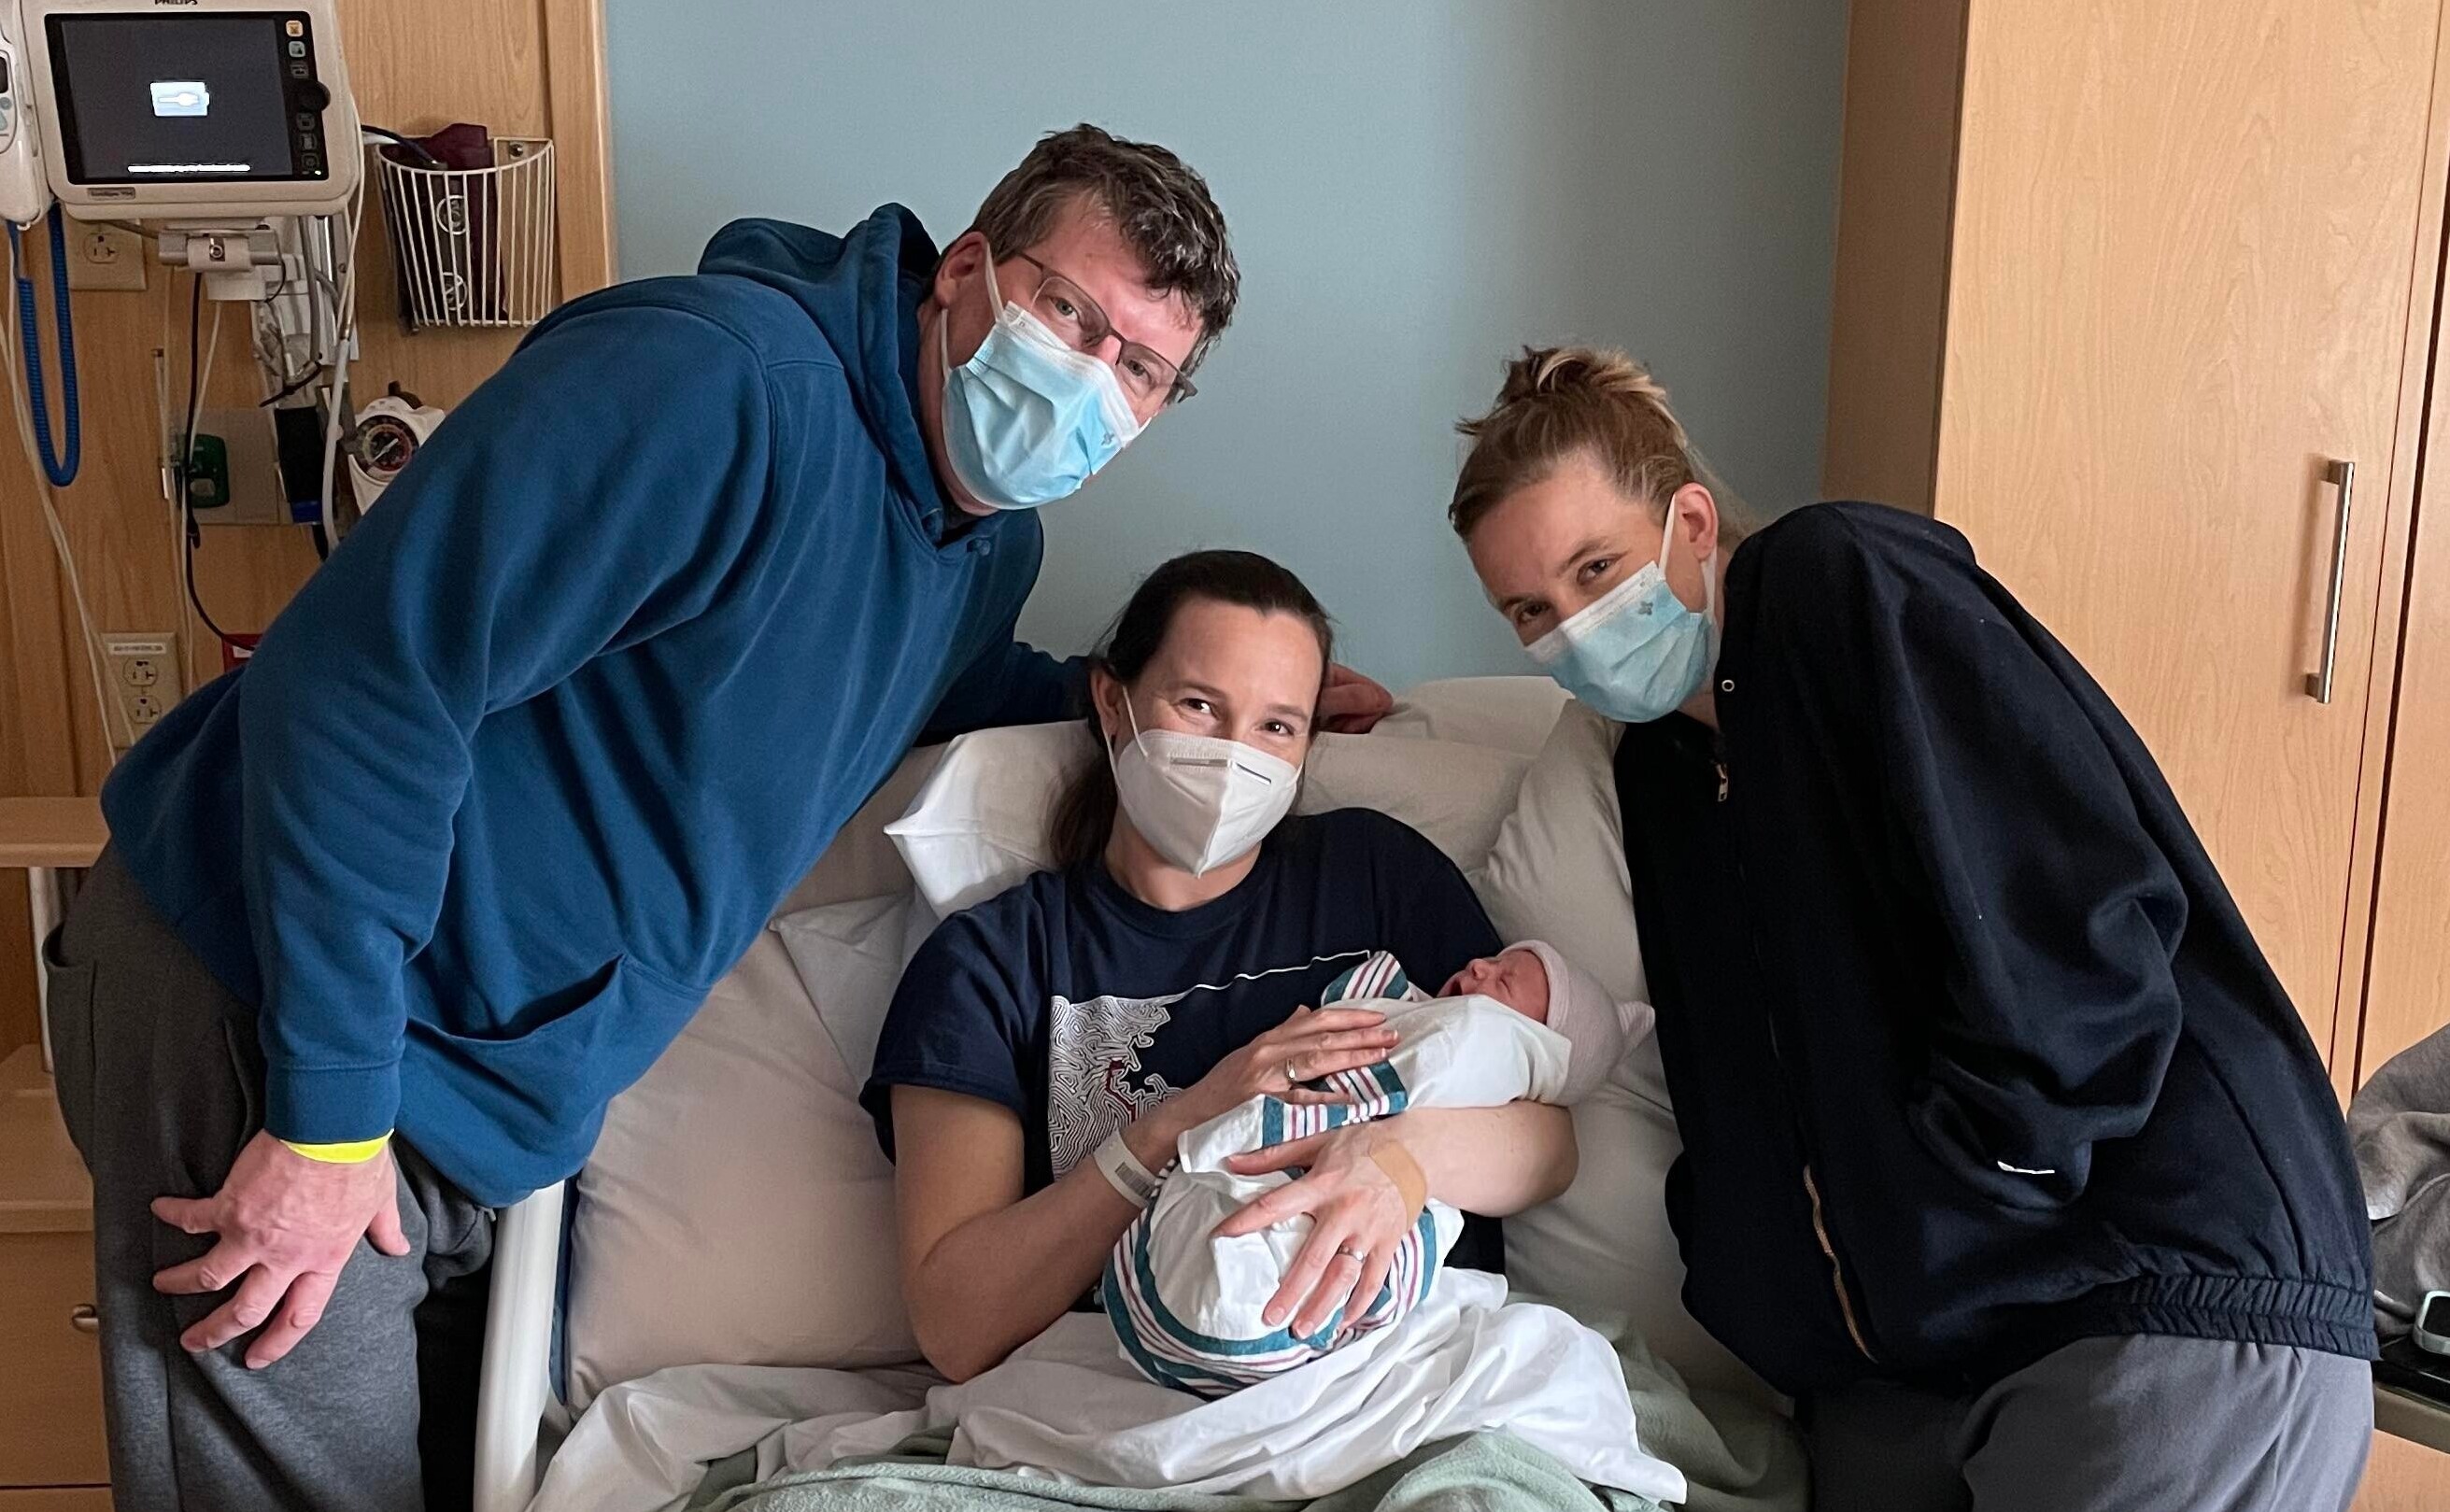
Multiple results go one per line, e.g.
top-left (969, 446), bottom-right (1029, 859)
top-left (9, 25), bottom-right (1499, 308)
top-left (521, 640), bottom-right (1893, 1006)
top-left (529, 1271), bottom-right (1684, 1511)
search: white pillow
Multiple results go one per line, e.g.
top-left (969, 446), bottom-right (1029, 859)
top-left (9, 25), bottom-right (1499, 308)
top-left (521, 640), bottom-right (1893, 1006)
top-left (565, 755), bottom-right (942, 1408)
top-left (772, 888), bottom-right (933, 1082)
top-left (1470, 700), bottom-right (1782, 1411)
top-left (1375, 675), bottom-right (1571, 756)
top-left (885, 723), bottom-right (1530, 921)
top-left (883, 722), bottom-right (1098, 919)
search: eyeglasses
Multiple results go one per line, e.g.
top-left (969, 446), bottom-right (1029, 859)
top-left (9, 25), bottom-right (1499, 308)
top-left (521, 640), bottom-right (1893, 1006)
top-left (1005, 250), bottom-right (1197, 407)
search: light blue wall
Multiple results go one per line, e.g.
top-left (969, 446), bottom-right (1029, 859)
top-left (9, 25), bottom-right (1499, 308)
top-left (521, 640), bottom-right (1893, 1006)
top-left (603, 1), bottom-right (1848, 687)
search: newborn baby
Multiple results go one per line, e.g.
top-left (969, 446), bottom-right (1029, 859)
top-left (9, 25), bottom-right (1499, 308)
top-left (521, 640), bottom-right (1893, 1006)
top-left (1101, 940), bottom-right (1644, 1398)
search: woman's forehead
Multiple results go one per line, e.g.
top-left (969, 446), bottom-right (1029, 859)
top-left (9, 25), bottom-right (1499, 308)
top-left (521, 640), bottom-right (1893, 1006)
top-left (1145, 601), bottom-right (1324, 691)
top-left (1474, 462), bottom-right (1659, 582)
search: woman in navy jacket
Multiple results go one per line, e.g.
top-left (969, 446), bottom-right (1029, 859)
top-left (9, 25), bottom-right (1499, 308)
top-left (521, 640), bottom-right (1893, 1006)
top-left (1448, 346), bottom-right (2375, 1512)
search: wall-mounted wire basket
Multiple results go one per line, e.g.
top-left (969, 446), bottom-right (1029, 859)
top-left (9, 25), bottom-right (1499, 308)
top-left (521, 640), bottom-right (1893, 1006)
top-left (375, 138), bottom-right (558, 330)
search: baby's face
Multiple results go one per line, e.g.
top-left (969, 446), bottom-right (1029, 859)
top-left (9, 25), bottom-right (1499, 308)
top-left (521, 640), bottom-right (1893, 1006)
top-left (1438, 947), bottom-right (1551, 1023)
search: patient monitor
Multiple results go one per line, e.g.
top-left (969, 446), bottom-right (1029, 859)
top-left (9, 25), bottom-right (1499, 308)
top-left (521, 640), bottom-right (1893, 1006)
top-left (2, 0), bottom-right (359, 224)
top-left (2, 1), bottom-right (366, 527)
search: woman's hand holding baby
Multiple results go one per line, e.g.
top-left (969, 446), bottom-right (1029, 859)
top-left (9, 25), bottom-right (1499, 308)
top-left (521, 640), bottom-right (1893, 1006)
top-left (1217, 1120), bottom-right (1423, 1340)
top-left (1140, 1004), bottom-right (1397, 1152)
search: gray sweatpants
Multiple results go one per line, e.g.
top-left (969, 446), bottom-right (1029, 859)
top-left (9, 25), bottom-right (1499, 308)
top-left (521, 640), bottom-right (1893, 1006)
top-left (1806, 1334), bottom-right (2374, 1512)
top-left (43, 851), bottom-right (494, 1512)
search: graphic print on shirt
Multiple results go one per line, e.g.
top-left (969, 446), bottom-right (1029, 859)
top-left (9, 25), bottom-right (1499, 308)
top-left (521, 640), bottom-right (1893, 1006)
top-left (1044, 951), bottom-right (1372, 1178)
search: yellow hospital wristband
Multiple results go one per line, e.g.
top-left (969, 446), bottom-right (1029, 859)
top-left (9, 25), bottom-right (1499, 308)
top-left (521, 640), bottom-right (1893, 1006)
top-left (280, 1133), bottom-right (392, 1165)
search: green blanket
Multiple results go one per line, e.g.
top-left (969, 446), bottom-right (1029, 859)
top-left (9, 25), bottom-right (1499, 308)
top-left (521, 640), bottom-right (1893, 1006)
top-left (696, 1431), bottom-right (1664, 1512)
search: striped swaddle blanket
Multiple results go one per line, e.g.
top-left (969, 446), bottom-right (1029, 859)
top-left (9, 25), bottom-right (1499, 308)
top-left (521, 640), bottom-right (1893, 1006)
top-left (1100, 950), bottom-right (1572, 1398)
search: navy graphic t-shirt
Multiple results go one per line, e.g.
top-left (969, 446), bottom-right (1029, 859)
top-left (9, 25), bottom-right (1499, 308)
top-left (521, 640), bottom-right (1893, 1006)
top-left (863, 807), bottom-right (1508, 1273)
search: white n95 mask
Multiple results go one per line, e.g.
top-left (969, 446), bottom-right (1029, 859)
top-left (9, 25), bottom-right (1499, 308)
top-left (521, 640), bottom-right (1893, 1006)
top-left (941, 253), bottom-right (1145, 511)
top-left (1109, 701), bottom-right (1300, 877)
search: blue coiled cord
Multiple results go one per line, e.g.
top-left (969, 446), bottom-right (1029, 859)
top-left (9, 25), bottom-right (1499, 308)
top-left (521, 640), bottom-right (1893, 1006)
top-left (9, 205), bottom-right (79, 488)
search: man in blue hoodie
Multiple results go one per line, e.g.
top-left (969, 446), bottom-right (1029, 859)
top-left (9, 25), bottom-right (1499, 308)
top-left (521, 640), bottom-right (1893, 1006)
top-left (46, 125), bottom-right (1338, 1512)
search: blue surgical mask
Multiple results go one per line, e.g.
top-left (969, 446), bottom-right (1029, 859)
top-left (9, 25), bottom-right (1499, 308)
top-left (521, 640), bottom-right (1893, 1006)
top-left (939, 255), bottom-right (1144, 510)
top-left (1526, 518), bottom-right (1718, 724)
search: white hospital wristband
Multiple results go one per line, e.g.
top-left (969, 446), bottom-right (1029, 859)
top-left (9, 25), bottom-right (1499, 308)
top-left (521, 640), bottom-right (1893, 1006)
top-left (1093, 1129), bottom-right (1161, 1208)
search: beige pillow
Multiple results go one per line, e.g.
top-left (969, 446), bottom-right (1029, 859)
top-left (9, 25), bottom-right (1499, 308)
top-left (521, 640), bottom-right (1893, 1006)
top-left (565, 930), bottom-right (915, 1410)
top-left (562, 753), bottom-right (940, 1408)
top-left (1375, 675), bottom-right (1570, 756)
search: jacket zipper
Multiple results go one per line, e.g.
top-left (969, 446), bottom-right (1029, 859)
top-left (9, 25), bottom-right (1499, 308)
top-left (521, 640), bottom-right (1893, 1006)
top-left (1719, 753), bottom-right (1877, 1364)
top-left (1802, 1165), bottom-right (1876, 1361)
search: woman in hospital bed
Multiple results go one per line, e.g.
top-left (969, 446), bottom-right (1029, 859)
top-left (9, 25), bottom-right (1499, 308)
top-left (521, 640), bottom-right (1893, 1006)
top-left (865, 547), bottom-right (1561, 1379)
top-left (859, 549), bottom-right (1682, 1500)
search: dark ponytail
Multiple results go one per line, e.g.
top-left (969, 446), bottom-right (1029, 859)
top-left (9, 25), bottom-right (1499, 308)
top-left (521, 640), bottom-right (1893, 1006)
top-left (1048, 550), bottom-right (1336, 870)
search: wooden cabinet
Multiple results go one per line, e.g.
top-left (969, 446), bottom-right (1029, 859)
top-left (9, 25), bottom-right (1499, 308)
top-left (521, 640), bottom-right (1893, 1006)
top-left (1824, 5), bottom-right (2450, 1503)
top-left (1826, 0), bottom-right (2450, 1088)
top-left (0, 1049), bottom-right (103, 1497)
top-left (0, 1232), bottom-right (107, 1490)
top-left (1933, 0), bottom-right (2439, 1064)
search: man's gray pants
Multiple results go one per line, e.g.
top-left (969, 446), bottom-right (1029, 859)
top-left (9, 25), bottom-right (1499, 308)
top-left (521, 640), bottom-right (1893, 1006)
top-left (43, 851), bottom-right (494, 1512)
top-left (1806, 1333), bottom-right (2374, 1512)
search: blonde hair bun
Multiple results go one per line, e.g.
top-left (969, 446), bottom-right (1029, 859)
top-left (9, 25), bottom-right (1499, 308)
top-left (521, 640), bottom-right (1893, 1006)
top-left (1451, 345), bottom-right (1702, 536)
top-left (1494, 346), bottom-right (1688, 449)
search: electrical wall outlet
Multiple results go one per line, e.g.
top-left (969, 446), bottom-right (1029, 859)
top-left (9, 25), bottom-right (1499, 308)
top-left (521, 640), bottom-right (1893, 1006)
top-left (65, 222), bottom-right (147, 291)
top-left (100, 632), bottom-right (180, 748)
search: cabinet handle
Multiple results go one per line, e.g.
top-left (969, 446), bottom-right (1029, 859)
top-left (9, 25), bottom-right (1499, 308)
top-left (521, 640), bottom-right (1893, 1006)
top-left (69, 1304), bottom-right (99, 1335)
top-left (2308, 459), bottom-right (2356, 704)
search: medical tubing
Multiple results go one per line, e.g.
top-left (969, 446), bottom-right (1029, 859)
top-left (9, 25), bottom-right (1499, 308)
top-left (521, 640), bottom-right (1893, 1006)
top-left (1, 234), bottom-right (121, 751)
top-left (178, 280), bottom-right (239, 648)
top-left (8, 207), bottom-right (80, 488)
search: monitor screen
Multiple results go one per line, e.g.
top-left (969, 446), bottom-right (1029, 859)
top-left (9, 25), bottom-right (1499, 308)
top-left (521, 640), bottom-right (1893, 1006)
top-left (47, 13), bottom-right (317, 185)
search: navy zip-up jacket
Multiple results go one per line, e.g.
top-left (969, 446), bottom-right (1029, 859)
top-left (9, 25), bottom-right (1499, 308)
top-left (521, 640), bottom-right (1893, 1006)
top-left (1616, 501), bottom-right (2372, 1394)
top-left (103, 205), bottom-right (1081, 1206)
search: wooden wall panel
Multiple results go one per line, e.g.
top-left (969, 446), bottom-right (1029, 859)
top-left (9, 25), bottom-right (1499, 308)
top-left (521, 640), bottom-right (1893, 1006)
top-left (544, 0), bottom-right (619, 295)
top-left (1818, 0), bottom-right (1969, 515)
top-left (0, 0), bottom-right (615, 1035)
top-left (1, 0), bottom-right (616, 786)
top-left (0, 387), bottom-right (78, 797)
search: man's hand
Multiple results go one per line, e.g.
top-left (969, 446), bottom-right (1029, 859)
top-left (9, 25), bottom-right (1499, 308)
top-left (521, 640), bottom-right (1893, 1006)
top-left (151, 1131), bottom-right (410, 1369)
top-left (1320, 663), bottom-right (1395, 734)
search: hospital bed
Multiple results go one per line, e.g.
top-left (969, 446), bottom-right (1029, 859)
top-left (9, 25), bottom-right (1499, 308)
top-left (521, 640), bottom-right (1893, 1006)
top-left (459, 677), bottom-right (1787, 1512)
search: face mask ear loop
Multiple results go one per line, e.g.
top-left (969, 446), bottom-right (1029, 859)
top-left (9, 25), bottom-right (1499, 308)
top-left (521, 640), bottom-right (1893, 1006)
top-left (1103, 685), bottom-right (1144, 778)
top-left (942, 242), bottom-right (1009, 383)
top-left (979, 240), bottom-right (1006, 319)
top-left (1665, 492), bottom-right (1724, 640)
